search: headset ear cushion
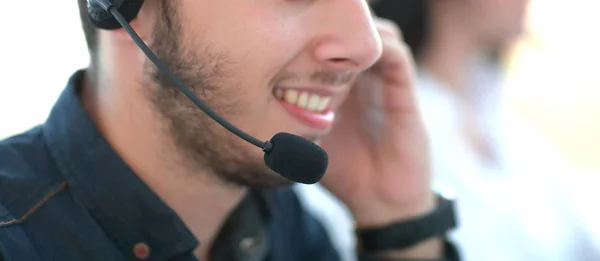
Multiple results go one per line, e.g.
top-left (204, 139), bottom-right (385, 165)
top-left (88, 0), bottom-right (144, 30)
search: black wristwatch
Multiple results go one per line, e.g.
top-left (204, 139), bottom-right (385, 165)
top-left (357, 240), bottom-right (460, 261)
top-left (355, 194), bottom-right (458, 255)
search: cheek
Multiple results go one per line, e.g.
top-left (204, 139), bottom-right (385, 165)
top-left (180, 1), bottom-right (312, 138)
top-left (236, 13), bottom-right (308, 85)
top-left (212, 18), bottom-right (306, 106)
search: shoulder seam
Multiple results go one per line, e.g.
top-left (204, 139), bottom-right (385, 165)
top-left (0, 181), bottom-right (67, 228)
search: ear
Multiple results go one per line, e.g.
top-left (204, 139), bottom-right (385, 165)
top-left (112, 0), bottom-right (158, 44)
top-left (87, 0), bottom-right (144, 30)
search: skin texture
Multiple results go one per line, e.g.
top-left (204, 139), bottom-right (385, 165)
top-left (82, 0), bottom-right (438, 259)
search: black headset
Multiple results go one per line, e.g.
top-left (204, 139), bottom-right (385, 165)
top-left (87, 0), bottom-right (144, 30)
top-left (84, 0), bottom-right (329, 184)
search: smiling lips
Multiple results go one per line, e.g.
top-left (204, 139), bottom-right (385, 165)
top-left (274, 88), bottom-right (336, 130)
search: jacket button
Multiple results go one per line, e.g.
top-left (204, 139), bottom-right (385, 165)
top-left (133, 242), bottom-right (151, 259)
top-left (239, 237), bottom-right (258, 253)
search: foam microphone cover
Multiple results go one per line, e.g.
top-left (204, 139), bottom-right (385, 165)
top-left (264, 132), bottom-right (328, 184)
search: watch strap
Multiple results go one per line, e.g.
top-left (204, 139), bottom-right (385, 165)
top-left (356, 195), bottom-right (457, 253)
top-left (357, 239), bottom-right (461, 261)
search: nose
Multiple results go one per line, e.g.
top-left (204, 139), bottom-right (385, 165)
top-left (312, 0), bottom-right (383, 72)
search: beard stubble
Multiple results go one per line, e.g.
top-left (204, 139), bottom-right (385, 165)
top-left (143, 2), bottom-right (294, 189)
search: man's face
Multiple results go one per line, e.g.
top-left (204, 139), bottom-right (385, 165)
top-left (144, 0), bottom-right (382, 188)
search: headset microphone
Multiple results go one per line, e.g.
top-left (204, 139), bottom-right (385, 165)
top-left (86, 0), bottom-right (328, 184)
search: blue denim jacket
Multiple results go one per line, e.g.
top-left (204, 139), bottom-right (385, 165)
top-left (0, 70), bottom-right (340, 261)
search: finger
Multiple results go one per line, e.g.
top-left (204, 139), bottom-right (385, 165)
top-left (373, 27), bottom-right (429, 158)
top-left (373, 17), bottom-right (404, 41)
top-left (379, 33), bottom-right (419, 114)
top-left (366, 19), bottom-right (420, 119)
top-left (335, 18), bottom-right (422, 139)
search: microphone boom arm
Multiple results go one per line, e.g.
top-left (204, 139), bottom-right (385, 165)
top-left (87, 0), bottom-right (328, 184)
top-left (105, 5), bottom-right (274, 153)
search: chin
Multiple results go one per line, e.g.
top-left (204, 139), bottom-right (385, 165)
top-left (300, 134), bottom-right (322, 144)
top-left (311, 138), bottom-right (323, 146)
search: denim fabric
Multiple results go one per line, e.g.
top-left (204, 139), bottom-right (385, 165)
top-left (0, 70), bottom-right (339, 261)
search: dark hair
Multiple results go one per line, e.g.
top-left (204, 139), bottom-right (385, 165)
top-left (371, 0), bottom-right (430, 59)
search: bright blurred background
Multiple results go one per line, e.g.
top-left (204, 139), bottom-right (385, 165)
top-left (0, 0), bottom-right (598, 175)
top-left (503, 0), bottom-right (600, 176)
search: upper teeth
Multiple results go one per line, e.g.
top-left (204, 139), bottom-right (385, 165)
top-left (275, 89), bottom-right (332, 113)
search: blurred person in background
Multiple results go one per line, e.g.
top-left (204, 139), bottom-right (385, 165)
top-left (296, 0), bottom-right (600, 260)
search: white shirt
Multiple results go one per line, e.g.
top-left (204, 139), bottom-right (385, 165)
top-left (294, 64), bottom-right (599, 261)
